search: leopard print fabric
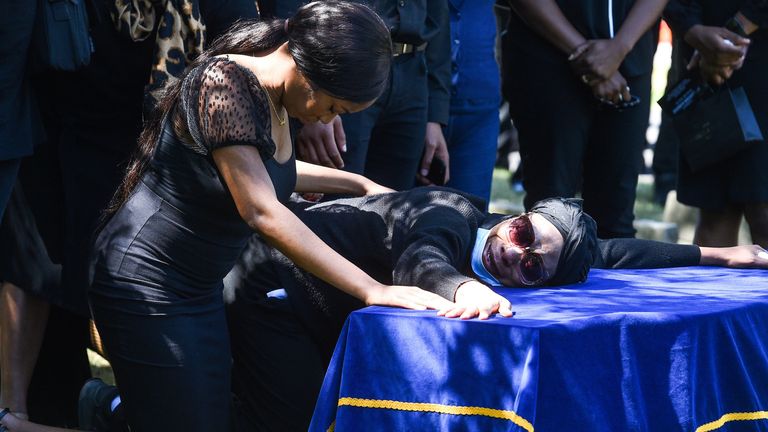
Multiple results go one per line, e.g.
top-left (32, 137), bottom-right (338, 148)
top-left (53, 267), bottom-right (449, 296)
top-left (111, 0), bottom-right (257, 105)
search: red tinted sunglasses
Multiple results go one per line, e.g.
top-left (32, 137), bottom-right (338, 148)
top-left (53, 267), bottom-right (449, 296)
top-left (508, 215), bottom-right (548, 285)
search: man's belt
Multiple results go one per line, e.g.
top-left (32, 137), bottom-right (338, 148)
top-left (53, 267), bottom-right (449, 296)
top-left (392, 42), bottom-right (427, 56)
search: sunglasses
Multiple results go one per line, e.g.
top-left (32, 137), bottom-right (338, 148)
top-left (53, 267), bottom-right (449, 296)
top-left (507, 215), bottom-right (548, 285)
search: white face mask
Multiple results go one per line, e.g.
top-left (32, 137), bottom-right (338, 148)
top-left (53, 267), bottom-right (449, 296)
top-left (470, 228), bottom-right (501, 286)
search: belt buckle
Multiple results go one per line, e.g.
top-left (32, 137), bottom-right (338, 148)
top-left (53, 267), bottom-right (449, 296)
top-left (393, 42), bottom-right (413, 57)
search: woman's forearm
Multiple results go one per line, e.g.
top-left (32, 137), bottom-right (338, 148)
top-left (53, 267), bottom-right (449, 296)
top-left (295, 160), bottom-right (373, 195)
top-left (214, 147), bottom-right (386, 302)
top-left (508, 0), bottom-right (586, 54)
top-left (251, 201), bottom-right (384, 302)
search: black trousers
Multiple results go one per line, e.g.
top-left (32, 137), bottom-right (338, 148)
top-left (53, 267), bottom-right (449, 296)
top-left (507, 60), bottom-right (652, 238)
top-left (337, 52), bottom-right (429, 191)
top-left (0, 159), bottom-right (20, 220)
top-left (91, 292), bottom-right (233, 432)
top-left (27, 306), bottom-right (91, 427)
top-left (225, 290), bottom-right (326, 432)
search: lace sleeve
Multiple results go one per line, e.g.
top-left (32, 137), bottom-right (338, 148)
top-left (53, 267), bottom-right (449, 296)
top-left (181, 58), bottom-right (276, 159)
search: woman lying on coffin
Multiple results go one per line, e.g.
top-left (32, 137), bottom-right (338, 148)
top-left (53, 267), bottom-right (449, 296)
top-left (227, 191), bottom-right (768, 323)
top-left (219, 191), bottom-right (768, 430)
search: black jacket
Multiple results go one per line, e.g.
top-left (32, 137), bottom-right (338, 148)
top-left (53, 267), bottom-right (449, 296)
top-left (664, 0), bottom-right (768, 38)
top-left (225, 187), bottom-right (701, 355)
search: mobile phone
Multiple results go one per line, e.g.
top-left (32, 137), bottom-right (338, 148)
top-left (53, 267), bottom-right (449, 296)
top-left (426, 156), bottom-right (447, 186)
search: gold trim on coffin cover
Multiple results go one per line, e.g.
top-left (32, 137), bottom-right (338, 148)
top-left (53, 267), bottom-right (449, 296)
top-left (327, 397), bottom-right (534, 432)
top-left (696, 410), bottom-right (768, 432)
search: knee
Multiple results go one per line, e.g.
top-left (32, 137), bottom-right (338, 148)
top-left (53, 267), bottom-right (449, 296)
top-left (745, 203), bottom-right (768, 245)
top-left (695, 206), bottom-right (744, 247)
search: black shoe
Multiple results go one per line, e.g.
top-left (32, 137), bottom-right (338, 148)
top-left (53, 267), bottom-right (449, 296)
top-left (0, 408), bottom-right (10, 432)
top-left (78, 378), bottom-right (128, 432)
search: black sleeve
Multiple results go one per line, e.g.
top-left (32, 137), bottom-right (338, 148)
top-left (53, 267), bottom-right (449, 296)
top-left (425, 0), bottom-right (451, 125)
top-left (391, 207), bottom-right (476, 301)
top-left (594, 238), bottom-right (701, 269)
top-left (182, 59), bottom-right (275, 158)
top-left (740, 0), bottom-right (768, 29)
top-left (201, 0), bottom-right (259, 38)
top-left (663, 0), bottom-right (704, 38)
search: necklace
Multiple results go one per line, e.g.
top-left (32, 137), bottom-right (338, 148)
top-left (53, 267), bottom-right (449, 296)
top-left (264, 88), bottom-right (286, 126)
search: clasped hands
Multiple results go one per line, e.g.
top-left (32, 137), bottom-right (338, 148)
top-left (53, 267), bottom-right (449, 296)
top-left (684, 24), bottom-right (750, 86)
top-left (568, 38), bottom-right (632, 106)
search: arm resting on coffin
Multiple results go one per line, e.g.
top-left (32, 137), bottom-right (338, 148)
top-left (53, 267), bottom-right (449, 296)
top-left (596, 239), bottom-right (768, 269)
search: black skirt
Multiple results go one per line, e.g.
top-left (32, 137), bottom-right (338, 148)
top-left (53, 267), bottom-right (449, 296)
top-left (676, 53), bottom-right (768, 210)
top-left (0, 183), bottom-right (62, 305)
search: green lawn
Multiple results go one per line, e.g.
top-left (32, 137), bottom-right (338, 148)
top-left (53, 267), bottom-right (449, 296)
top-left (490, 168), bottom-right (665, 221)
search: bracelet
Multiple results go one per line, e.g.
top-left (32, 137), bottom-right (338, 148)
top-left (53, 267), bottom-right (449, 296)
top-left (0, 408), bottom-right (9, 423)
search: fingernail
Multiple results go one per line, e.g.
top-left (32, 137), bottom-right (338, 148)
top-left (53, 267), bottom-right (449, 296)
top-left (341, 145), bottom-right (347, 152)
top-left (420, 169), bottom-right (428, 176)
top-left (758, 251), bottom-right (768, 260)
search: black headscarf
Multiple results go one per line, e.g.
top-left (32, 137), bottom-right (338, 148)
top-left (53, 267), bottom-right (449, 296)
top-left (529, 198), bottom-right (598, 286)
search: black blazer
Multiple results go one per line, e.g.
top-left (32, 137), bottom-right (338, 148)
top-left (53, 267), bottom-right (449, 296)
top-left (226, 187), bottom-right (485, 354)
top-left (225, 187), bottom-right (701, 355)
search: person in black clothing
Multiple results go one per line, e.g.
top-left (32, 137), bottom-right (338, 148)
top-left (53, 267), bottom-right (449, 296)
top-left (0, 0), bottom-right (259, 427)
top-left (0, 0), bottom-right (42, 220)
top-left (223, 188), bottom-right (768, 431)
top-left (87, 3), bottom-right (454, 430)
top-left (664, 0), bottom-right (768, 248)
top-left (264, 0), bottom-right (452, 191)
top-left (501, 0), bottom-right (667, 239)
top-left (0, 1), bottom-right (44, 420)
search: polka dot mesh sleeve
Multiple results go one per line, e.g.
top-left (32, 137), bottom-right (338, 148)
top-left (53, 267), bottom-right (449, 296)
top-left (179, 58), bottom-right (275, 159)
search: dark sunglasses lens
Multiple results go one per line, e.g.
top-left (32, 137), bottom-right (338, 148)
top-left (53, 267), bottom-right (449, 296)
top-left (509, 216), bottom-right (534, 248)
top-left (520, 253), bottom-right (545, 284)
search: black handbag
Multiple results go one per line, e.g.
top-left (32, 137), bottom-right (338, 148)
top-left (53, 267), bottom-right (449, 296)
top-left (659, 73), bottom-right (764, 172)
top-left (34, 0), bottom-right (93, 71)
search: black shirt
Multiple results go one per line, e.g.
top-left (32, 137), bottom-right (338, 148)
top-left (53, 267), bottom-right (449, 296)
top-left (506, 0), bottom-right (660, 78)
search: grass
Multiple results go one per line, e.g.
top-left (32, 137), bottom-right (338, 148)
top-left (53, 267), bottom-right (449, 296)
top-left (490, 168), bottom-right (665, 221)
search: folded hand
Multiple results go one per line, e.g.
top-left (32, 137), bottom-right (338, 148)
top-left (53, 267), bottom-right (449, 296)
top-left (589, 71), bottom-right (631, 106)
top-left (569, 39), bottom-right (628, 83)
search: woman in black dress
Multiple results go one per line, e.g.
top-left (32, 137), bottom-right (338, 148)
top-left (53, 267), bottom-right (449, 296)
top-left (665, 0), bottom-right (768, 248)
top-left (87, 2), bottom-right (453, 430)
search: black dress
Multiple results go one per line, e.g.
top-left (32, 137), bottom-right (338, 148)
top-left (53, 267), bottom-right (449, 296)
top-left (89, 57), bottom-right (296, 431)
top-left (665, 0), bottom-right (768, 209)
